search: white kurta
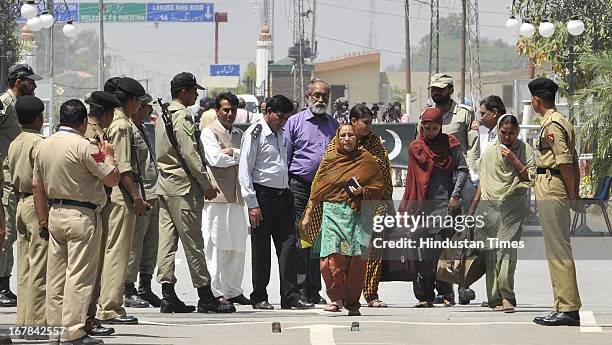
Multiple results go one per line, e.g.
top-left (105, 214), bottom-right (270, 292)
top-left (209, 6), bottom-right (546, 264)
top-left (201, 125), bottom-right (248, 298)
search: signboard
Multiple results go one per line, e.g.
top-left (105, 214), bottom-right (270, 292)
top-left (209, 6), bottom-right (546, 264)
top-left (147, 3), bottom-right (214, 22)
top-left (79, 3), bottom-right (147, 22)
top-left (16, 2), bottom-right (216, 23)
top-left (210, 64), bottom-right (240, 77)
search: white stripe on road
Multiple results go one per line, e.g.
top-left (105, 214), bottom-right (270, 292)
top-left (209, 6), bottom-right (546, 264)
top-left (288, 325), bottom-right (349, 345)
top-left (139, 320), bottom-right (534, 327)
top-left (580, 310), bottom-right (603, 333)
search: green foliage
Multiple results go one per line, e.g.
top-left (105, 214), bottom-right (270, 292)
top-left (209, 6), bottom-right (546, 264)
top-left (514, 0), bottom-right (612, 93)
top-left (386, 13), bottom-right (525, 73)
top-left (575, 50), bottom-right (612, 178)
top-left (0, 0), bottom-right (21, 90)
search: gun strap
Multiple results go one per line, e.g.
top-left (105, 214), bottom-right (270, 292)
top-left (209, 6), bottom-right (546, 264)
top-left (161, 108), bottom-right (202, 192)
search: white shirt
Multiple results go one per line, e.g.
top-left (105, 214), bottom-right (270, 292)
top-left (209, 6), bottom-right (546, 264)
top-left (238, 119), bottom-right (289, 209)
top-left (200, 126), bottom-right (241, 168)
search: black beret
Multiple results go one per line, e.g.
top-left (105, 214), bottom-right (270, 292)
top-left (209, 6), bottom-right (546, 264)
top-left (90, 91), bottom-right (121, 111)
top-left (528, 78), bottom-right (558, 98)
top-left (171, 72), bottom-right (205, 90)
top-left (15, 95), bottom-right (44, 115)
top-left (117, 77), bottom-right (146, 97)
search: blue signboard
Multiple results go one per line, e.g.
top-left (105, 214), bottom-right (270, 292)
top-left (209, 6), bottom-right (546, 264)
top-left (147, 3), bottom-right (214, 22)
top-left (210, 64), bottom-right (240, 77)
top-left (54, 2), bottom-right (79, 22)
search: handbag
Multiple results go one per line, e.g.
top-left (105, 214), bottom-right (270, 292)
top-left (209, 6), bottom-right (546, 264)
top-left (436, 226), bottom-right (485, 287)
top-left (380, 228), bottom-right (417, 282)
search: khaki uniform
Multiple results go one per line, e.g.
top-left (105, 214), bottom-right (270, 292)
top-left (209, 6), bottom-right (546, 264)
top-left (439, 101), bottom-right (480, 168)
top-left (8, 129), bottom-right (45, 326)
top-left (33, 128), bottom-right (113, 341)
top-left (534, 108), bottom-right (581, 312)
top-left (82, 116), bottom-right (113, 319)
top-left (0, 89), bottom-right (21, 280)
top-left (97, 109), bottom-right (140, 320)
top-left (155, 100), bottom-right (212, 287)
top-left (126, 120), bottom-right (159, 283)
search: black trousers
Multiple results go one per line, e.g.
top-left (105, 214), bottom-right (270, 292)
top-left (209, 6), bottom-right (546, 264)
top-left (413, 229), bottom-right (455, 303)
top-left (250, 184), bottom-right (300, 305)
top-left (289, 176), bottom-right (322, 297)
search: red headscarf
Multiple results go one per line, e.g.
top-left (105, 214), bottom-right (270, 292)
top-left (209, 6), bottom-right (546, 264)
top-left (399, 107), bottom-right (460, 213)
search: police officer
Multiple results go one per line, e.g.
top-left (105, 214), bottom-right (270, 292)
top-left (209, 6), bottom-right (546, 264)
top-left (124, 94), bottom-right (161, 308)
top-left (33, 99), bottom-right (120, 345)
top-left (83, 90), bottom-right (121, 337)
top-left (530, 78), bottom-right (582, 326)
top-left (0, 64), bottom-right (42, 307)
top-left (238, 94), bottom-right (314, 310)
top-left (98, 77), bottom-right (148, 324)
top-left (7, 96), bottom-right (46, 338)
top-left (155, 72), bottom-right (234, 313)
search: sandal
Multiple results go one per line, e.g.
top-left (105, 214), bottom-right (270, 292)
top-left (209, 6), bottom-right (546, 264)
top-left (414, 301), bottom-right (434, 308)
top-left (443, 299), bottom-right (455, 307)
top-left (324, 303), bottom-right (342, 312)
top-left (367, 299), bottom-right (388, 308)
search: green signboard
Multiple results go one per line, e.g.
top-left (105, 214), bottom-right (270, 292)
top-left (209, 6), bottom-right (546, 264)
top-left (79, 3), bottom-right (147, 22)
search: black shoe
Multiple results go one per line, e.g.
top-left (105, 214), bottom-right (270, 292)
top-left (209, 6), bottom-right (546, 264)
top-left (533, 311), bottom-right (580, 326)
top-left (252, 301), bottom-right (274, 310)
top-left (281, 298), bottom-right (315, 310)
top-left (61, 335), bottom-right (104, 345)
top-left (137, 274), bottom-right (162, 308)
top-left (306, 294), bottom-right (327, 305)
top-left (196, 287), bottom-right (236, 313)
top-left (458, 287), bottom-right (475, 305)
top-left (86, 317), bottom-right (115, 337)
top-left (0, 292), bottom-right (16, 307)
top-left (102, 315), bottom-right (138, 325)
top-left (534, 311), bottom-right (557, 322)
top-left (433, 294), bottom-right (444, 304)
top-left (160, 283), bottom-right (195, 313)
top-left (228, 294), bottom-right (251, 305)
top-left (124, 294), bottom-right (150, 308)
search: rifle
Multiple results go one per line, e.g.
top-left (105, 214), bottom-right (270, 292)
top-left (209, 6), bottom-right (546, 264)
top-left (157, 98), bottom-right (203, 193)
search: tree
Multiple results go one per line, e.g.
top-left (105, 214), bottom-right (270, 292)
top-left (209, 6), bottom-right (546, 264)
top-left (0, 1), bottom-right (21, 90)
top-left (236, 62), bottom-right (256, 95)
top-left (386, 13), bottom-right (526, 73)
top-left (576, 51), bottom-right (612, 177)
top-left (514, 0), bottom-right (612, 93)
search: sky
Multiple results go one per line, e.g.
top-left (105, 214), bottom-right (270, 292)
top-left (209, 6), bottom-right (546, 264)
top-left (61, 0), bottom-right (519, 96)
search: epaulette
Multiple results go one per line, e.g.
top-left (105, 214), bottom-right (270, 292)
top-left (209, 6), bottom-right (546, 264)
top-left (251, 124), bottom-right (262, 138)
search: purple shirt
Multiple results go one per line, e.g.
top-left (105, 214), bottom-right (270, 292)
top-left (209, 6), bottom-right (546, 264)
top-left (283, 108), bottom-right (339, 182)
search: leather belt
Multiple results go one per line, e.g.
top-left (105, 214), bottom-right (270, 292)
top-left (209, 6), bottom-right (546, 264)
top-left (536, 167), bottom-right (561, 175)
top-left (50, 199), bottom-right (97, 210)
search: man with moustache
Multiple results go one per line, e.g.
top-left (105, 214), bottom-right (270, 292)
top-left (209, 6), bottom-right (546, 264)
top-left (0, 64), bottom-right (42, 307)
top-left (283, 79), bottom-right (338, 305)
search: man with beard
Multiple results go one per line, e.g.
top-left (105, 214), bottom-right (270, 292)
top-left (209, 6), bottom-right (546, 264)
top-left (0, 64), bottom-right (42, 308)
top-left (425, 73), bottom-right (480, 306)
top-left (283, 79), bottom-right (338, 305)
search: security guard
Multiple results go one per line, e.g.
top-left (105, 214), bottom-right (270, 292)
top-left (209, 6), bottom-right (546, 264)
top-left (155, 72), bottom-right (234, 313)
top-left (83, 90), bottom-right (121, 337)
top-left (530, 78), bottom-right (582, 326)
top-left (32, 99), bottom-right (120, 344)
top-left (7, 96), bottom-right (46, 338)
top-left (124, 94), bottom-right (161, 308)
top-left (0, 64), bottom-right (42, 307)
top-left (97, 77), bottom-right (148, 324)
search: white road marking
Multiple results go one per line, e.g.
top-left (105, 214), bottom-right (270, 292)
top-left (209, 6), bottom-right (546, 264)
top-left (580, 310), bottom-right (603, 333)
top-left (288, 324), bottom-right (349, 345)
top-left (138, 320), bottom-right (534, 327)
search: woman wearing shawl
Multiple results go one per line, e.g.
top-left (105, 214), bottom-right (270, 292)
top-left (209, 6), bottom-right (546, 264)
top-left (302, 124), bottom-right (384, 316)
top-left (302, 104), bottom-right (393, 308)
top-left (468, 114), bottom-right (534, 312)
top-left (399, 107), bottom-right (469, 307)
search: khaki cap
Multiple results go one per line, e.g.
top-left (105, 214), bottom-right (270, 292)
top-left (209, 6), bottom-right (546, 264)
top-left (429, 73), bottom-right (454, 89)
